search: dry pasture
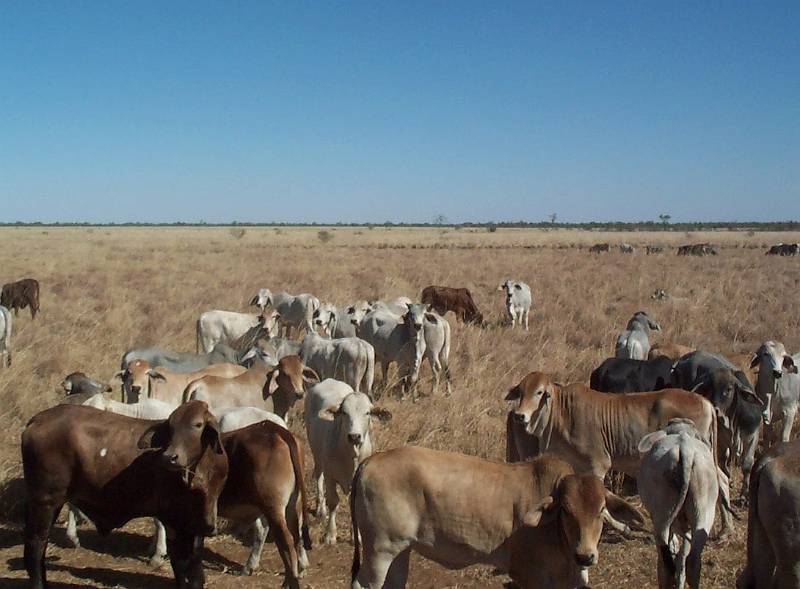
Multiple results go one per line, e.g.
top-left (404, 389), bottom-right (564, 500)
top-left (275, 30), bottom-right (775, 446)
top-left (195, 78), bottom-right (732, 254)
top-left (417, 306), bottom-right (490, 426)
top-left (1, 225), bottom-right (799, 588)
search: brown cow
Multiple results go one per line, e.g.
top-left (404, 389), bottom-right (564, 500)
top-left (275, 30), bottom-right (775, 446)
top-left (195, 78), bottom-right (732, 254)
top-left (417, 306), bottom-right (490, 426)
top-left (22, 401), bottom-right (228, 589)
top-left (589, 243), bottom-right (610, 253)
top-left (350, 448), bottom-right (643, 589)
top-left (504, 371), bottom-right (735, 535)
top-left (1, 277), bottom-right (40, 319)
top-left (420, 285), bottom-right (484, 325)
top-left (648, 343), bottom-right (695, 361)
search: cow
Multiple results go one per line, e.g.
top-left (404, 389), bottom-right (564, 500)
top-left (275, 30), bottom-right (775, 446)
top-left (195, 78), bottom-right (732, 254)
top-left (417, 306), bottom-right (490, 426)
top-left (184, 354), bottom-right (317, 420)
top-left (118, 359), bottom-right (247, 405)
top-left (1, 277), bottom-right (40, 319)
top-left (651, 289), bottom-right (669, 301)
top-left (589, 243), bottom-right (610, 253)
top-left (22, 401), bottom-right (228, 589)
top-left (420, 285), bottom-right (484, 325)
top-left (0, 305), bottom-right (11, 368)
top-left (305, 379), bottom-right (391, 545)
top-left (737, 439), bottom-right (800, 589)
top-left (350, 448), bottom-right (643, 589)
top-left (498, 280), bottom-right (532, 330)
top-left (503, 371), bottom-right (734, 534)
top-left (765, 243), bottom-right (800, 256)
top-left (357, 304), bottom-right (450, 399)
top-left (615, 311), bottom-right (661, 360)
top-left (672, 350), bottom-right (763, 498)
top-left (60, 372), bottom-right (111, 397)
top-left (646, 245), bottom-right (665, 255)
top-left (312, 302), bottom-right (341, 337)
top-left (649, 343), bottom-right (695, 361)
top-left (250, 289), bottom-right (320, 337)
top-left (678, 243), bottom-right (717, 256)
top-left (619, 243), bottom-right (635, 253)
top-left (590, 356), bottom-right (673, 394)
top-left (369, 297), bottom-right (413, 315)
top-left (121, 344), bottom-right (242, 374)
top-left (299, 332), bottom-right (375, 394)
top-left (195, 309), bottom-right (280, 353)
top-left (750, 341), bottom-right (800, 447)
top-left (638, 419), bottom-right (718, 589)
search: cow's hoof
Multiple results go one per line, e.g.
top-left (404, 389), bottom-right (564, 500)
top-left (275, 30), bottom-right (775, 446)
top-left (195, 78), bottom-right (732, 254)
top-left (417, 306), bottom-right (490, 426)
top-left (68, 539), bottom-right (80, 549)
top-left (241, 564), bottom-right (256, 576)
top-left (149, 555), bottom-right (166, 569)
top-left (324, 534), bottom-right (337, 546)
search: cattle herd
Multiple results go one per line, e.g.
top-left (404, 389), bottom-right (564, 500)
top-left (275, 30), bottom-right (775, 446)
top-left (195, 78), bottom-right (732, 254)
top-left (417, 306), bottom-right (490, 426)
top-left (3, 246), bottom-right (800, 589)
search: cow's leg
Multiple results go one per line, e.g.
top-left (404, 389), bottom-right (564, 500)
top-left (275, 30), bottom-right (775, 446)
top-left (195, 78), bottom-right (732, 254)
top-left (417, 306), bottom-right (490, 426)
top-left (739, 431), bottom-right (758, 502)
top-left (354, 547), bottom-right (401, 589)
top-left (427, 352), bottom-right (441, 397)
top-left (243, 517), bottom-right (268, 575)
top-left (383, 548), bottom-right (411, 589)
top-left (313, 464), bottom-right (327, 518)
top-left (65, 504), bottom-right (80, 548)
top-left (24, 497), bottom-right (62, 589)
top-left (264, 506), bottom-right (300, 589)
top-left (149, 518), bottom-right (168, 568)
top-left (715, 467), bottom-right (733, 540)
top-left (781, 408), bottom-right (797, 443)
top-left (323, 476), bottom-right (340, 545)
top-left (686, 528), bottom-right (709, 589)
top-left (673, 532), bottom-right (691, 589)
top-left (286, 498), bottom-right (309, 574)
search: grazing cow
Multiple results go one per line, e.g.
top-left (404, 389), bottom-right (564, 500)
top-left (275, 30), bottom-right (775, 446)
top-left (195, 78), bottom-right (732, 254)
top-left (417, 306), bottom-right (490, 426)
top-left (678, 243), bottom-right (717, 256)
top-left (305, 379), bottom-right (391, 545)
top-left (649, 343), bottom-right (695, 361)
top-left (750, 341), bottom-right (800, 447)
top-left (60, 372), bottom-right (111, 397)
top-left (195, 309), bottom-right (280, 353)
top-left (251, 289), bottom-right (320, 337)
top-left (350, 448), bottom-right (643, 589)
top-left (615, 311), bottom-right (661, 360)
top-left (119, 359), bottom-right (247, 405)
top-left (737, 439), bottom-right (800, 589)
top-left (672, 350), bottom-right (763, 499)
top-left (498, 280), bottom-right (532, 329)
top-left (121, 344), bottom-right (242, 374)
top-left (503, 371), bottom-right (733, 533)
top-left (590, 356), bottom-right (673, 394)
top-left (646, 245), bottom-right (665, 255)
top-left (765, 243), bottom-right (800, 256)
top-left (22, 401), bottom-right (228, 589)
top-left (589, 243), bottom-right (610, 253)
top-left (619, 243), bottom-right (635, 253)
top-left (420, 286), bottom-right (484, 325)
top-left (1, 277), bottom-right (40, 319)
top-left (357, 304), bottom-right (449, 398)
top-left (300, 332), bottom-right (375, 394)
top-left (0, 305), bottom-right (11, 368)
top-left (184, 355), bottom-right (317, 420)
top-left (638, 419), bottom-right (718, 589)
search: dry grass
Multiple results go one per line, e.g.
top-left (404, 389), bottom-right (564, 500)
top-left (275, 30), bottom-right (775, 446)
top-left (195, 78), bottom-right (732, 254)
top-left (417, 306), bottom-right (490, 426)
top-left (1, 225), bottom-right (799, 587)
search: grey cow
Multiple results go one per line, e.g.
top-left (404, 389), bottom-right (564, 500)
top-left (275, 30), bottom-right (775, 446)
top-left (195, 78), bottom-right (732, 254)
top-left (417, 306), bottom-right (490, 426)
top-left (0, 305), bottom-right (11, 367)
top-left (251, 288), bottom-right (320, 337)
top-left (299, 332), bottom-right (375, 394)
top-left (750, 341), bottom-right (800, 448)
top-left (615, 311), bottom-right (661, 360)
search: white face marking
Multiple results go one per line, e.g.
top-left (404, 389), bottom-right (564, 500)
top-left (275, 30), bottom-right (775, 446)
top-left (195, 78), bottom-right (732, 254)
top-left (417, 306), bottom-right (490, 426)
top-left (100, 448), bottom-right (107, 457)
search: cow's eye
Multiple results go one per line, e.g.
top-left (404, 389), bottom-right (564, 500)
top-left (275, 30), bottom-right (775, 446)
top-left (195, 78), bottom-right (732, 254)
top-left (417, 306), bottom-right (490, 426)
top-left (194, 422), bottom-right (203, 429)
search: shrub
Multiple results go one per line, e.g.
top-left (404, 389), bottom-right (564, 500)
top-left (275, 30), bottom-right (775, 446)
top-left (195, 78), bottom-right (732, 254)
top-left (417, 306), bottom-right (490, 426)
top-left (318, 230), bottom-right (334, 243)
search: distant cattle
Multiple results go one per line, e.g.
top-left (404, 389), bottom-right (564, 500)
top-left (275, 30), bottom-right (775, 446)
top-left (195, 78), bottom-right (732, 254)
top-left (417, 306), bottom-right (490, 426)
top-left (619, 243), bottom-right (635, 254)
top-left (0, 306), bottom-right (11, 367)
top-left (646, 245), bottom-right (664, 255)
top-left (497, 280), bottom-right (532, 330)
top-left (677, 243), bottom-right (717, 256)
top-left (420, 286), bottom-right (484, 325)
top-left (589, 243), bottom-right (610, 253)
top-left (765, 243), bottom-right (800, 256)
top-left (1, 278), bottom-right (40, 319)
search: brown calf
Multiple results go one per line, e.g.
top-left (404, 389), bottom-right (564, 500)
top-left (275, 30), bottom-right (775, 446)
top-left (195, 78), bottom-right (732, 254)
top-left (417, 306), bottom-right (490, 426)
top-left (420, 285), bottom-right (484, 325)
top-left (1, 277), bottom-right (40, 319)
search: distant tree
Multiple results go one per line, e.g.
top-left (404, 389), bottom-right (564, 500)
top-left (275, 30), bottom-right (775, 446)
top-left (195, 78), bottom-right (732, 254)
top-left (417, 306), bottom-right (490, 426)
top-left (659, 214), bottom-right (671, 225)
top-left (549, 213), bottom-right (558, 224)
top-left (433, 214), bottom-right (448, 225)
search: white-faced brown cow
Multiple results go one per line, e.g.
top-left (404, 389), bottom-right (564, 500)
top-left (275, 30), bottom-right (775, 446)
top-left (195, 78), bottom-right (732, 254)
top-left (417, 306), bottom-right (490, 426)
top-left (504, 371), bottom-right (734, 535)
top-left (350, 447), bottom-right (643, 589)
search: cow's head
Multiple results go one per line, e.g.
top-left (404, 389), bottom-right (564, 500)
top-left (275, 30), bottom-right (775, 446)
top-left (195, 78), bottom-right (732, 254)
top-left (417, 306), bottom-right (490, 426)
top-left (264, 356), bottom-right (319, 418)
top-left (504, 371), bottom-right (559, 432)
top-left (750, 341), bottom-right (797, 424)
top-left (60, 371), bottom-right (112, 396)
top-left (403, 303), bottom-right (432, 335)
top-left (258, 308), bottom-right (280, 338)
top-left (313, 303), bottom-right (338, 336)
top-left (524, 474), bottom-right (643, 569)
top-left (630, 311), bottom-right (661, 332)
top-left (318, 390), bottom-right (392, 449)
top-left (691, 368), bottom-right (762, 416)
top-left (117, 360), bottom-right (167, 403)
top-left (345, 300), bottom-right (373, 328)
top-left (249, 288), bottom-right (272, 311)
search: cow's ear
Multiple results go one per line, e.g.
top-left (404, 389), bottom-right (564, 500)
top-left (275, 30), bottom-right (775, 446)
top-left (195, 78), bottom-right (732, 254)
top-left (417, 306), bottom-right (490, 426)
top-left (690, 376), bottom-right (710, 393)
top-left (370, 407), bottom-right (392, 422)
top-left (749, 354), bottom-right (761, 369)
top-left (265, 369), bottom-right (280, 397)
top-left (249, 295), bottom-right (259, 306)
top-left (137, 421), bottom-right (169, 450)
top-left (497, 283), bottom-right (504, 291)
top-left (637, 430), bottom-right (667, 454)
top-left (735, 382), bottom-right (763, 407)
top-left (522, 496), bottom-right (557, 527)
top-left (110, 370), bottom-right (125, 383)
top-left (514, 283), bottom-right (522, 290)
top-left (202, 419), bottom-right (224, 454)
top-left (148, 370), bottom-right (167, 382)
top-left (784, 356), bottom-right (797, 373)
top-left (302, 367), bottom-right (320, 384)
top-left (318, 403), bottom-right (341, 421)
top-left (504, 386), bottom-right (521, 401)
top-left (346, 306), bottom-right (355, 314)
top-left (604, 492), bottom-right (645, 531)
top-left (713, 407), bottom-right (731, 431)
top-left (61, 379), bottom-right (72, 392)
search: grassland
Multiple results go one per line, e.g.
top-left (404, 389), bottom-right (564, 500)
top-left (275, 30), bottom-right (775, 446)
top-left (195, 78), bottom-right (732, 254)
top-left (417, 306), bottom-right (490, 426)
top-left (0, 225), bottom-right (799, 588)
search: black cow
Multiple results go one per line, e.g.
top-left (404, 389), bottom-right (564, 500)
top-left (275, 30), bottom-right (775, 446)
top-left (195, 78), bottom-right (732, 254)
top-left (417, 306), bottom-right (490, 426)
top-left (589, 356), bottom-right (673, 394)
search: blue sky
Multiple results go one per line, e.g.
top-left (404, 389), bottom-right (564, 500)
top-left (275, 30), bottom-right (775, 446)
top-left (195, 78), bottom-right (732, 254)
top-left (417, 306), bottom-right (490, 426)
top-left (1, 2), bottom-right (798, 223)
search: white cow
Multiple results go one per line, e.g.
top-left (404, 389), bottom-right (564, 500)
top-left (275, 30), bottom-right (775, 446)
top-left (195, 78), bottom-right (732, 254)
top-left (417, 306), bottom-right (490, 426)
top-left (498, 280), bottom-right (532, 330)
top-left (421, 310), bottom-right (452, 396)
top-left (370, 296), bottom-right (413, 315)
top-left (751, 341), bottom-right (800, 446)
top-left (299, 332), bottom-right (375, 394)
top-left (313, 302), bottom-right (373, 339)
top-left (251, 289), bottom-right (320, 337)
top-left (0, 305), bottom-right (11, 367)
top-left (615, 311), bottom-right (661, 360)
top-left (195, 309), bottom-right (279, 353)
top-left (638, 419), bottom-right (718, 589)
top-left (305, 379), bottom-right (391, 545)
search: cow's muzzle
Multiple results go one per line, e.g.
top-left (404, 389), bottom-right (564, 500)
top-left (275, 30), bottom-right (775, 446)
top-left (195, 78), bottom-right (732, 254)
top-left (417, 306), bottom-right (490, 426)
top-left (512, 412), bottom-right (527, 424)
top-left (347, 433), bottom-right (363, 446)
top-left (773, 370), bottom-right (783, 379)
top-left (575, 552), bottom-right (597, 567)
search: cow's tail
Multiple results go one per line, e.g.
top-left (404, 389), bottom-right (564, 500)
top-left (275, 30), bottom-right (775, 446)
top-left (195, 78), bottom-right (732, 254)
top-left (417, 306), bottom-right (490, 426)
top-left (350, 458), bottom-right (369, 585)
top-left (363, 343), bottom-right (375, 399)
top-left (271, 423), bottom-right (312, 550)
top-left (440, 318), bottom-right (452, 382)
top-left (195, 317), bottom-right (202, 353)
